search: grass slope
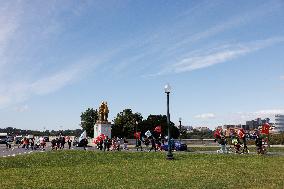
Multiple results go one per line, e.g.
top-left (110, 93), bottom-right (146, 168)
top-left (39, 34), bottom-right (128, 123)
top-left (0, 151), bottom-right (283, 189)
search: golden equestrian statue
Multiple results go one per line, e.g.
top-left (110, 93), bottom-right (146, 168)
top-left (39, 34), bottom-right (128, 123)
top-left (98, 101), bottom-right (109, 123)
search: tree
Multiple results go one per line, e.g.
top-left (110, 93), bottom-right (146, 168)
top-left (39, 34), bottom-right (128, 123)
top-left (140, 114), bottom-right (180, 139)
top-left (80, 108), bottom-right (98, 137)
top-left (112, 109), bottom-right (143, 138)
top-left (185, 129), bottom-right (213, 139)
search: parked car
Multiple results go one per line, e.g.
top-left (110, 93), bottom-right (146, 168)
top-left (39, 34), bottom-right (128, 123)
top-left (73, 137), bottom-right (88, 147)
top-left (162, 140), bottom-right (188, 151)
top-left (14, 135), bottom-right (23, 144)
top-left (0, 133), bottom-right (8, 144)
top-left (6, 136), bottom-right (14, 142)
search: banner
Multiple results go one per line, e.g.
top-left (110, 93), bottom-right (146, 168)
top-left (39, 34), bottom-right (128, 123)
top-left (145, 130), bottom-right (152, 137)
top-left (237, 128), bottom-right (245, 138)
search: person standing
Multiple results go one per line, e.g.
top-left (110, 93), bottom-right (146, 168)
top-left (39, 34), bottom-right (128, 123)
top-left (67, 137), bottom-right (72, 149)
top-left (98, 137), bottom-right (103, 150)
top-left (117, 137), bottom-right (121, 151)
top-left (104, 136), bottom-right (109, 151)
top-left (39, 136), bottom-right (44, 150)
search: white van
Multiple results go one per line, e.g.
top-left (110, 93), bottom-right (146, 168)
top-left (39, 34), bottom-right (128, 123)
top-left (0, 133), bottom-right (8, 144)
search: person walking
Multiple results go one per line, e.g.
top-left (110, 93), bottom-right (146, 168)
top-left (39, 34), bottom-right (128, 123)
top-left (149, 137), bottom-right (156, 152)
top-left (123, 137), bottom-right (128, 150)
top-left (23, 137), bottom-right (29, 150)
top-left (61, 137), bottom-right (66, 149)
top-left (144, 137), bottom-right (150, 151)
top-left (136, 138), bottom-right (143, 151)
top-left (30, 137), bottom-right (35, 150)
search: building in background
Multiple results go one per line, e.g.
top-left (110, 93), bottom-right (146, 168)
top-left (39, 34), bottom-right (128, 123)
top-left (273, 114), bottom-right (284, 133)
top-left (245, 118), bottom-right (270, 131)
top-left (194, 127), bottom-right (211, 132)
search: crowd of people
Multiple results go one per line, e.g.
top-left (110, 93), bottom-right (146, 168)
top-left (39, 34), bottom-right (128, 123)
top-left (6, 136), bottom-right (74, 151)
top-left (50, 136), bottom-right (73, 150)
top-left (214, 122), bottom-right (271, 154)
top-left (4, 122), bottom-right (272, 155)
top-left (94, 134), bottom-right (168, 152)
top-left (14, 136), bottom-right (47, 150)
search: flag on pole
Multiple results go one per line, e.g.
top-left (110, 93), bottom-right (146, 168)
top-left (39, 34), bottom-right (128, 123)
top-left (237, 128), bottom-right (245, 139)
top-left (213, 129), bottom-right (221, 139)
top-left (79, 130), bottom-right (87, 142)
top-left (154, 126), bottom-right (161, 133)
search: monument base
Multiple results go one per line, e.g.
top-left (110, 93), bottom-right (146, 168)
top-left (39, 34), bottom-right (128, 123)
top-left (94, 122), bottom-right (112, 139)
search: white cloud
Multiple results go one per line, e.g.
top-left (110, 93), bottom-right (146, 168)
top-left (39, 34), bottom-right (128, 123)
top-left (14, 105), bottom-right (29, 112)
top-left (0, 2), bottom-right (105, 109)
top-left (220, 109), bottom-right (284, 125)
top-left (253, 109), bottom-right (284, 117)
top-left (0, 61), bottom-right (91, 109)
top-left (156, 37), bottom-right (284, 75)
top-left (194, 113), bottom-right (216, 119)
top-left (30, 66), bottom-right (82, 95)
top-left (280, 75), bottom-right (284, 80)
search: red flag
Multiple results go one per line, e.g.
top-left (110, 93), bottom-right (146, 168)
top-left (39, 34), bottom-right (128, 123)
top-left (214, 129), bottom-right (221, 139)
top-left (99, 134), bottom-right (106, 140)
top-left (261, 123), bottom-right (270, 135)
top-left (237, 128), bottom-right (245, 138)
top-left (154, 126), bottom-right (162, 133)
top-left (134, 132), bottom-right (141, 139)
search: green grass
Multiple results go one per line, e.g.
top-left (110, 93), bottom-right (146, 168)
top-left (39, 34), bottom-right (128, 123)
top-left (0, 151), bottom-right (284, 189)
top-left (189, 146), bottom-right (284, 153)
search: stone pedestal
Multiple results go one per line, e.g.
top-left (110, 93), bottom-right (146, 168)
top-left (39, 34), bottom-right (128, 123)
top-left (94, 121), bottom-right (112, 139)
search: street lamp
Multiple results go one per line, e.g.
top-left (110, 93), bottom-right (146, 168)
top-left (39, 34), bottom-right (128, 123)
top-left (165, 83), bottom-right (173, 160)
top-left (179, 117), bottom-right (182, 143)
top-left (135, 120), bottom-right (138, 147)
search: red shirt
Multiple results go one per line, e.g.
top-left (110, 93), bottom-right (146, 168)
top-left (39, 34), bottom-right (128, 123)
top-left (261, 123), bottom-right (270, 135)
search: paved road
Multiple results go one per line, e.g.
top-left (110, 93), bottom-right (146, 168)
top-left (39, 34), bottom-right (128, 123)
top-left (0, 143), bottom-right (98, 157)
top-left (1, 144), bottom-right (284, 158)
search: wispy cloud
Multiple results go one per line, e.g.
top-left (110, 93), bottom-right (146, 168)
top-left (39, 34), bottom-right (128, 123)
top-left (154, 37), bottom-right (284, 75)
top-left (0, 54), bottom-right (106, 109)
top-left (0, 3), bottom-right (21, 68)
top-left (0, 1), bottom-right (109, 109)
top-left (164, 0), bottom-right (283, 57)
top-left (280, 75), bottom-right (284, 80)
top-left (14, 105), bottom-right (29, 112)
top-left (194, 113), bottom-right (216, 119)
top-left (219, 109), bottom-right (284, 125)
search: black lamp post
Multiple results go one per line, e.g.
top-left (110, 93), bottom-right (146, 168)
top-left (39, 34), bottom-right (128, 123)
top-left (179, 117), bottom-right (182, 143)
top-left (165, 83), bottom-right (173, 160)
top-left (135, 121), bottom-right (138, 147)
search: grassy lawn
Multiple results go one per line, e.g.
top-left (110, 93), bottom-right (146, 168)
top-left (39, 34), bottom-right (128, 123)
top-left (189, 146), bottom-right (284, 153)
top-left (0, 151), bottom-right (284, 189)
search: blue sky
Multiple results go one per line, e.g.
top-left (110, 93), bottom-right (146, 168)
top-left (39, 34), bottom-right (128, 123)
top-left (0, 0), bottom-right (283, 131)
